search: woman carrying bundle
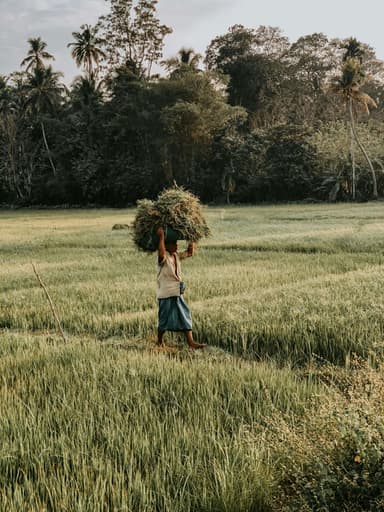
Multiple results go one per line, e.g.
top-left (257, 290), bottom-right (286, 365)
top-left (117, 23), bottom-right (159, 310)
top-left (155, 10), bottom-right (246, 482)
top-left (156, 226), bottom-right (206, 349)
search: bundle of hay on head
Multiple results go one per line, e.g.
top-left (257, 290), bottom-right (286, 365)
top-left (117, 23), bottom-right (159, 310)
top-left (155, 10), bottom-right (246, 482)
top-left (132, 186), bottom-right (211, 252)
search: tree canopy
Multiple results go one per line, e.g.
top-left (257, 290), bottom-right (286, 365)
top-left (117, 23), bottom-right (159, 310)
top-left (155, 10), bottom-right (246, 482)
top-left (1, 4), bottom-right (384, 206)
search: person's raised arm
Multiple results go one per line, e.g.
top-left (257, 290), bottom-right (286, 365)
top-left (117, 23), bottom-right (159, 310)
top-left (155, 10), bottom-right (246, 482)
top-left (186, 241), bottom-right (195, 257)
top-left (157, 226), bottom-right (166, 264)
top-left (180, 241), bottom-right (195, 260)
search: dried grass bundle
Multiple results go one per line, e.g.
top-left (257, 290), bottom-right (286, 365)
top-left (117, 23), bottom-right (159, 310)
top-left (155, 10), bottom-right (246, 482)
top-left (132, 186), bottom-right (210, 252)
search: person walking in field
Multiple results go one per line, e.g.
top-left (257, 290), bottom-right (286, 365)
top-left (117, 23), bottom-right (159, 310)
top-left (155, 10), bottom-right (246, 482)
top-left (156, 226), bottom-right (206, 349)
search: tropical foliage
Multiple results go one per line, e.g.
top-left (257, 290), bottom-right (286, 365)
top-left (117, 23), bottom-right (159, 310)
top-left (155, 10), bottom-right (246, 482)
top-left (67, 24), bottom-right (106, 77)
top-left (1, 0), bottom-right (384, 205)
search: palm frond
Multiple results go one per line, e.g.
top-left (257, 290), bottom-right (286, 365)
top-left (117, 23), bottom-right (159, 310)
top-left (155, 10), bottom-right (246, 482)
top-left (351, 90), bottom-right (377, 113)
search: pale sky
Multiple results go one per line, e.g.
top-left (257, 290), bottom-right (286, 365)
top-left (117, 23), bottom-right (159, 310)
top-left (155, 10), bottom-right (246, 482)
top-left (1, 0), bottom-right (384, 84)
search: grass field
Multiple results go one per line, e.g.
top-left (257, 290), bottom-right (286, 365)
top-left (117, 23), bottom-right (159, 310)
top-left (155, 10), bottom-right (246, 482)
top-left (1, 203), bottom-right (384, 510)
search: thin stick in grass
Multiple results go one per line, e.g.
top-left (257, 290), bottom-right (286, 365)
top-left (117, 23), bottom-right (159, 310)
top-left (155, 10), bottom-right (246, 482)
top-left (32, 263), bottom-right (67, 343)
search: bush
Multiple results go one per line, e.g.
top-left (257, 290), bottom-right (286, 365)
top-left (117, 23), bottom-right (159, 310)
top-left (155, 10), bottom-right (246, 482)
top-left (262, 125), bottom-right (321, 201)
top-left (270, 358), bottom-right (384, 511)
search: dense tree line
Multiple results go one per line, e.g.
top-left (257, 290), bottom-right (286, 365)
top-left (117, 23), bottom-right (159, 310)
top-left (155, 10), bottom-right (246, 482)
top-left (1, 0), bottom-right (384, 206)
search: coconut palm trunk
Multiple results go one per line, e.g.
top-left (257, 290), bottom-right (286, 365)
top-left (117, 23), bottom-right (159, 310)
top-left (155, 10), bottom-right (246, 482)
top-left (86, 57), bottom-right (92, 78)
top-left (40, 121), bottom-right (57, 176)
top-left (350, 123), bottom-right (356, 200)
top-left (348, 97), bottom-right (378, 199)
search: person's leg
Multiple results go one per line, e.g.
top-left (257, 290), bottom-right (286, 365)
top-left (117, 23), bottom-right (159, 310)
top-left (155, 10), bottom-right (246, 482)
top-left (157, 298), bottom-right (166, 346)
top-left (157, 330), bottom-right (165, 346)
top-left (184, 330), bottom-right (206, 349)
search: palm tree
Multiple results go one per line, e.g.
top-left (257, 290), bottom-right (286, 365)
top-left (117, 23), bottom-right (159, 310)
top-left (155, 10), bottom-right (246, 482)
top-left (331, 46), bottom-right (378, 199)
top-left (0, 76), bottom-right (11, 115)
top-left (24, 66), bottom-right (66, 175)
top-left (0, 77), bottom-right (16, 194)
top-left (0, 75), bottom-right (32, 199)
top-left (70, 75), bottom-right (103, 107)
top-left (70, 75), bottom-right (103, 146)
top-left (162, 47), bottom-right (202, 78)
top-left (342, 38), bottom-right (365, 63)
top-left (67, 24), bottom-right (106, 77)
top-left (20, 37), bottom-right (55, 72)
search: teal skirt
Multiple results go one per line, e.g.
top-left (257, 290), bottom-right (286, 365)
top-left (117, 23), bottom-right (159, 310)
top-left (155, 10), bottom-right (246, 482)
top-left (158, 296), bottom-right (192, 332)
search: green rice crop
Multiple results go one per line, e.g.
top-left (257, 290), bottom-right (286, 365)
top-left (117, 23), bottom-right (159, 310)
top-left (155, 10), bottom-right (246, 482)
top-left (0, 332), bottom-right (319, 511)
top-left (1, 203), bottom-right (384, 363)
top-left (1, 203), bottom-right (384, 510)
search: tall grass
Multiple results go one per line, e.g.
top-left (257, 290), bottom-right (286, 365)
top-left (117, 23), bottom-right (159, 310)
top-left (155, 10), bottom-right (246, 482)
top-left (1, 203), bottom-right (384, 510)
top-left (1, 204), bottom-right (384, 363)
top-left (0, 332), bottom-right (320, 511)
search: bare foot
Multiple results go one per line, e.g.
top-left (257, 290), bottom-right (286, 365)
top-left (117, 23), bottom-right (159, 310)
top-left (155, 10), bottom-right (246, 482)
top-left (187, 340), bottom-right (207, 349)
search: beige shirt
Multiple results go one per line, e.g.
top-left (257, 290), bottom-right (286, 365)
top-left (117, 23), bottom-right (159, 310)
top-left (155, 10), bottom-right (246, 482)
top-left (157, 251), bottom-right (187, 299)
